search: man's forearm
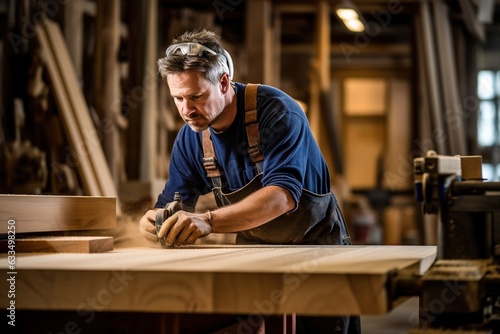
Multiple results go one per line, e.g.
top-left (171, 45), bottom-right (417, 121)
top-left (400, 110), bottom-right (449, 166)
top-left (209, 185), bottom-right (295, 233)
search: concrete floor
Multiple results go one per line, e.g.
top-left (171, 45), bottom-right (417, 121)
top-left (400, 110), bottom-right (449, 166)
top-left (361, 297), bottom-right (420, 333)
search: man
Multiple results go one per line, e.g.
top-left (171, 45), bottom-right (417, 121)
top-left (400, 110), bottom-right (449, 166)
top-left (139, 29), bottom-right (360, 333)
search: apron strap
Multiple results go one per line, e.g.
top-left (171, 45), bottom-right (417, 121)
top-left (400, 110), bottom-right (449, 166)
top-left (245, 84), bottom-right (264, 165)
top-left (201, 83), bottom-right (263, 189)
top-left (202, 129), bottom-right (221, 178)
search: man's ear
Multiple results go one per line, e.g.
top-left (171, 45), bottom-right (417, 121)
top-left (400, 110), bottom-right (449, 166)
top-left (219, 73), bottom-right (230, 94)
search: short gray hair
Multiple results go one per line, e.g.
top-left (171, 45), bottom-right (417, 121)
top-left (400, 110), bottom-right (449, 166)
top-left (158, 29), bottom-right (228, 85)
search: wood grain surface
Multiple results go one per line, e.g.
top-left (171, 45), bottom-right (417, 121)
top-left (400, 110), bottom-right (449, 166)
top-left (0, 236), bottom-right (113, 253)
top-left (0, 245), bottom-right (436, 316)
top-left (0, 194), bottom-right (116, 233)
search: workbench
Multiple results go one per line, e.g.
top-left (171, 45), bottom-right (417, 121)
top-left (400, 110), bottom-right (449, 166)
top-left (1, 245), bottom-right (436, 332)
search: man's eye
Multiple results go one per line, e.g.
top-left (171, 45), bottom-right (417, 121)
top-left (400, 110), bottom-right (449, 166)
top-left (175, 97), bottom-right (183, 102)
top-left (192, 95), bottom-right (201, 100)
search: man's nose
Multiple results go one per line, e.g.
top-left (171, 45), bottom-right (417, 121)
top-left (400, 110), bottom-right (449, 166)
top-left (179, 100), bottom-right (193, 116)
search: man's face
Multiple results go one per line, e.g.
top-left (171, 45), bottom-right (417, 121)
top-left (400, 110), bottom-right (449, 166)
top-left (167, 70), bottom-right (225, 132)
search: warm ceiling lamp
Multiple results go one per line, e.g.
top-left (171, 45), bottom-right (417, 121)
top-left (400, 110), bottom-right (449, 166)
top-left (335, 0), bottom-right (365, 32)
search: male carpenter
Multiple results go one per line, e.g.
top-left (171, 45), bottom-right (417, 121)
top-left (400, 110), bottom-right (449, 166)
top-left (139, 29), bottom-right (360, 334)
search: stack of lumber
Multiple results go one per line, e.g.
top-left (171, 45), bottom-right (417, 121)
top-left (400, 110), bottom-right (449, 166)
top-left (34, 18), bottom-right (119, 212)
top-left (0, 236), bottom-right (113, 253)
top-left (0, 194), bottom-right (116, 253)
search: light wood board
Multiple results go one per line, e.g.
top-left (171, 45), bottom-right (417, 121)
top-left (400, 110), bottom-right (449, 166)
top-left (0, 236), bottom-right (113, 253)
top-left (0, 245), bottom-right (436, 316)
top-left (0, 194), bottom-right (116, 233)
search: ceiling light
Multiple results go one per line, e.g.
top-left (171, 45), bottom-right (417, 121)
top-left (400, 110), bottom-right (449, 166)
top-left (344, 19), bottom-right (365, 32)
top-left (336, 9), bottom-right (359, 21)
top-left (335, 0), bottom-right (365, 32)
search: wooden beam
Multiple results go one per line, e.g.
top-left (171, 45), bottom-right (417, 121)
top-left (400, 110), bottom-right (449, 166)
top-left (0, 194), bottom-right (116, 233)
top-left (282, 43), bottom-right (411, 56)
top-left (310, 0), bottom-right (345, 186)
top-left (274, 4), bottom-right (316, 14)
top-left (140, 0), bottom-right (158, 181)
top-left (308, 0), bottom-right (329, 144)
top-left (0, 236), bottom-right (113, 253)
top-left (316, 0), bottom-right (330, 92)
top-left (245, 0), bottom-right (274, 85)
top-left (95, 0), bottom-right (121, 186)
top-left (272, 10), bottom-right (282, 88)
top-left (0, 245), bottom-right (436, 315)
top-left (384, 79), bottom-right (412, 191)
top-left (62, 0), bottom-right (83, 78)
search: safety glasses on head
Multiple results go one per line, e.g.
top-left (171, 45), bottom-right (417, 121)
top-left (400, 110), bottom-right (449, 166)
top-left (165, 42), bottom-right (217, 58)
top-left (164, 42), bottom-right (234, 80)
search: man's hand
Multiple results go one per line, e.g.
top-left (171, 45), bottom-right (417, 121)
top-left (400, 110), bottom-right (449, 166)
top-left (139, 209), bottom-right (159, 242)
top-left (158, 211), bottom-right (212, 246)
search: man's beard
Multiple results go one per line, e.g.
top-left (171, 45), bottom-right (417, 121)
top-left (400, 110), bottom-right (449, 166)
top-left (187, 122), bottom-right (209, 132)
top-left (187, 110), bottom-right (223, 133)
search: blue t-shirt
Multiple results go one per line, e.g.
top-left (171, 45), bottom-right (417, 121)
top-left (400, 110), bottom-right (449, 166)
top-left (155, 82), bottom-right (331, 210)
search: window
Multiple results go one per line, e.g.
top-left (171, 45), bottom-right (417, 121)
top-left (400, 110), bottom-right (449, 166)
top-left (477, 70), bottom-right (500, 181)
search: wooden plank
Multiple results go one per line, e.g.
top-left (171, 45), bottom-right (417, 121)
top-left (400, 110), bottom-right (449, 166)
top-left (0, 194), bottom-right (116, 233)
top-left (0, 236), bottom-right (113, 253)
top-left (0, 246), bottom-right (436, 315)
top-left (34, 23), bottom-right (101, 196)
top-left (43, 19), bottom-right (119, 202)
top-left (62, 0), bottom-right (83, 77)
